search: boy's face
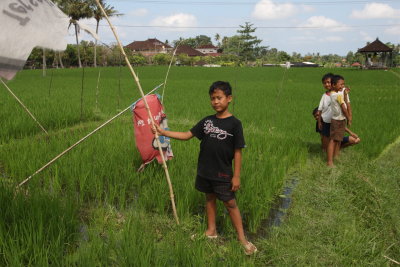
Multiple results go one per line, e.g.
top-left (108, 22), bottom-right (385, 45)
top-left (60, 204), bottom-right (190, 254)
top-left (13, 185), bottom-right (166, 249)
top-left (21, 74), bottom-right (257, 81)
top-left (210, 89), bottom-right (232, 113)
top-left (313, 112), bottom-right (319, 121)
top-left (332, 79), bottom-right (345, 91)
top-left (322, 78), bottom-right (331, 90)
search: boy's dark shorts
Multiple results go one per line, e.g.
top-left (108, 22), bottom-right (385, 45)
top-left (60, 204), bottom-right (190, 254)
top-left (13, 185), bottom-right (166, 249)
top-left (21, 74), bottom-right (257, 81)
top-left (195, 175), bottom-right (235, 202)
top-left (330, 119), bottom-right (346, 141)
top-left (321, 121), bottom-right (331, 137)
top-left (341, 136), bottom-right (349, 144)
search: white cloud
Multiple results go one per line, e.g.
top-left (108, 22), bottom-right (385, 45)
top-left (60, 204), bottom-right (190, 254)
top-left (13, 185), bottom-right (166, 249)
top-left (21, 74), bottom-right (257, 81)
top-left (300, 16), bottom-right (350, 32)
top-left (385, 25), bottom-right (400, 35)
top-left (129, 8), bottom-right (148, 17)
top-left (150, 13), bottom-right (197, 31)
top-left (251, 0), bottom-right (296, 20)
top-left (359, 31), bottom-right (373, 41)
top-left (351, 3), bottom-right (400, 19)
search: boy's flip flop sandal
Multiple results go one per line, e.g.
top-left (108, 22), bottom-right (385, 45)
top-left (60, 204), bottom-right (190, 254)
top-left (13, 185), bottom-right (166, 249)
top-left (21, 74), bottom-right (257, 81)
top-left (243, 241), bottom-right (258, 256)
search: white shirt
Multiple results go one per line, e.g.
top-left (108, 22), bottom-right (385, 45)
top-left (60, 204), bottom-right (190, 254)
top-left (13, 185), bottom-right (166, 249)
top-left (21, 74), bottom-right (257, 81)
top-left (318, 92), bottom-right (332, 123)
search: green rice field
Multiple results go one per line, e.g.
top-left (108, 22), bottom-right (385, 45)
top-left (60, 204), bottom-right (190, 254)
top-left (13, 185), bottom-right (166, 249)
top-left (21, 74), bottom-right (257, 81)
top-left (1, 66), bottom-right (399, 265)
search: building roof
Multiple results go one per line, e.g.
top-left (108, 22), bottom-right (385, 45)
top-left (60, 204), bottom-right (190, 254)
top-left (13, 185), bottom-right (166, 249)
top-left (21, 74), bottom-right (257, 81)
top-left (197, 44), bottom-right (217, 49)
top-left (358, 38), bottom-right (393, 53)
top-left (176, 45), bottom-right (205, 56)
top-left (125, 38), bottom-right (172, 51)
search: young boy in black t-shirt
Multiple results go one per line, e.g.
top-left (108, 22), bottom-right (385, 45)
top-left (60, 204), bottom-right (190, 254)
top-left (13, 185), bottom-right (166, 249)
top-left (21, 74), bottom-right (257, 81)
top-left (152, 81), bottom-right (257, 255)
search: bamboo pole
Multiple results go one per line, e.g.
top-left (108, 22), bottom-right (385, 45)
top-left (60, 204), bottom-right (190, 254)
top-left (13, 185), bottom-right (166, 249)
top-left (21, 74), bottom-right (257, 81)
top-left (95, 0), bottom-right (179, 225)
top-left (161, 43), bottom-right (180, 104)
top-left (1, 78), bottom-right (48, 135)
top-left (17, 83), bottom-right (164, 189)
top-left (95, 69), bottom-right (101, 110)
top-left (17, 105), bottom-right (131, 188)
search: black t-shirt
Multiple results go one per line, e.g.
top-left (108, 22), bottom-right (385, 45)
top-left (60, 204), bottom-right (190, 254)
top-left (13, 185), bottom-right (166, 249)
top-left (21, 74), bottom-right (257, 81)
top-left (190, 115), bottom-right (245, 181)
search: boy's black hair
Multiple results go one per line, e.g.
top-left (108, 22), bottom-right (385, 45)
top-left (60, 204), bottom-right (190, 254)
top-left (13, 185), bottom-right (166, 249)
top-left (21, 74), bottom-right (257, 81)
top-left (312, 107), bottom-right (318, 115)
top-left (331, 75), bottom-right (344, 85)
top-left (209, 81), bottom-right (232, 96)
top-left (321, 73), bottom-right (334, 83)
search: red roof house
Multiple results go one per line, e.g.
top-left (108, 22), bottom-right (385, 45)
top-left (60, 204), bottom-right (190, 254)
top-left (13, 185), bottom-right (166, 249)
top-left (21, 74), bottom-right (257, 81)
top-left (176, 45), bottom-right (205, 57)
top-left (125, 38), bottom-right (172, 56)
top-left (196, 44), bottom-right (219, 55)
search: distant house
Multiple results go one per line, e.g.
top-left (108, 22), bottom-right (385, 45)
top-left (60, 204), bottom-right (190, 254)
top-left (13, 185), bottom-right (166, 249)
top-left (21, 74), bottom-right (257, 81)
top-left (125, 38), bottom-right (172, 56)
top-left (357, 38), bottom-right (393, 69)
top-left (176, 45), bottom-right (205, 57)
top-left (195, 44), bottom-right (220, 56)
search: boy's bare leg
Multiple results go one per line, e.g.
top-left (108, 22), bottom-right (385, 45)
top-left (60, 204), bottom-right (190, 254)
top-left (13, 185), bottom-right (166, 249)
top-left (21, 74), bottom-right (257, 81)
top-left (322, 136), bottom-right (329, 151)
top-left (327, 139), bottom-right (335, 166)
top-left (223, 199), bottom-right (247, 245)
top-left (334, 141), bottom-right (341, 158)
top-left (205, 193), bottom-right (217, 236)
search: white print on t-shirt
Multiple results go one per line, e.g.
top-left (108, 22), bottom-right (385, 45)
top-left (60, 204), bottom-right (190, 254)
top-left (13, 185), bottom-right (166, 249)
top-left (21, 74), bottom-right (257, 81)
top-left (203, 120), bottom-right (233, 140)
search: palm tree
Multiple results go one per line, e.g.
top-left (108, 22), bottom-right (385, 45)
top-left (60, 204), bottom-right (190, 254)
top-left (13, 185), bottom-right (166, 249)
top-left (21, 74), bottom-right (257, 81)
top-left (214, 33), bottom-right (221, 47)
top-left (92, 0), bottom-right (122, 67)
top-left (55, 0), bottom-right (93, 68)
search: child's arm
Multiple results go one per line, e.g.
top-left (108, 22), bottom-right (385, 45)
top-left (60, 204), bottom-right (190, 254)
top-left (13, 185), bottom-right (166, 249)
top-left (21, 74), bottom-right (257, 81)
top-left (231, 148), bottom-right (242, 192)
top-left (344, 88), bottom-right (352, 120)
top-left (341, 103), bottom-right (352, 127)
top-left (152, 124), bottom-right (193, 140)
top-left (345, 127), bottom-right (359, 139)
top-left (317, 111), bottom-right (323, 130)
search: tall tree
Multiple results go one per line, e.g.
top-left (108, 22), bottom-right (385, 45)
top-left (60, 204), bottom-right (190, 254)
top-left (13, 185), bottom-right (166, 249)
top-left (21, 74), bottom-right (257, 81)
top-left (236, 22), bottom-right (263, 62)
top-left (55, 0), bottom-right (93, 68)
top-left (92, 0), bottom-right (122, 67)
top-left (214, 33), bottom-right (221, 47)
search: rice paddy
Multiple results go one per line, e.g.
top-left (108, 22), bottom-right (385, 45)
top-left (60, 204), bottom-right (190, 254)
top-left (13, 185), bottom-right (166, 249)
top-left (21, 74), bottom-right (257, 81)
top-left (1, 66), bottom-right (399, 265)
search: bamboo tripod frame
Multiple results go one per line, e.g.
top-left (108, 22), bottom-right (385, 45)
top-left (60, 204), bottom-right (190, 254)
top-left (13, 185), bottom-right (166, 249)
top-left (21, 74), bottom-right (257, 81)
top-left (16, 83), bottom-right (164, 189)
top-left (95, 0), bottom-right (179, 224)
top-left (1, 78), bottom-right (48, 135)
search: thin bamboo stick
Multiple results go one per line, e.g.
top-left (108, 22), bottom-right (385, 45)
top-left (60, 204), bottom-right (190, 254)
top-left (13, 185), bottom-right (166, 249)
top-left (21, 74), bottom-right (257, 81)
top-left (95, 0), bottom-right (179, 225)
top-left (161, 43), bottom-right (180, 104)
top-left (384, 255), bottom-right (400, 265)
top-left (1, 78), bottom-right (48, 135)
top-left (95, 69), bottom-right (101, 110)
top-left (17, 84), bottom-right (163, 189)
top-left (17, 105), bottom-right (131, 188)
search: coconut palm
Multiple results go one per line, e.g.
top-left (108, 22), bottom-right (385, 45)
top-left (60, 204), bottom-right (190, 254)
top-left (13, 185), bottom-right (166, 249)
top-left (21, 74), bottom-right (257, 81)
top-left (92, 0), bottom-right (122, 67)
top-left (215, 33), bottom-right (221, 47)
top-left (55, 0), bottom-right (93, 68)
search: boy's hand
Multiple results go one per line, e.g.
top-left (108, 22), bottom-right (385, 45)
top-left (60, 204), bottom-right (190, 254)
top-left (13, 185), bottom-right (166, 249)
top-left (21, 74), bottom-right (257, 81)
top-left (318, 121), bottom-right (323, 131)
top-left (151, 124), bottom-right (163, 136)
top-left (347, 119), bottom-right (352, 127)
top-left (231, 176), bottom-right (240, 192)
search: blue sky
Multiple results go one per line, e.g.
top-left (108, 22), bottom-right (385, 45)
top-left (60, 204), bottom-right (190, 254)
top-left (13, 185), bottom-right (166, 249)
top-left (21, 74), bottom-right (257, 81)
top-left (73, 0), bottom-right (400, 56)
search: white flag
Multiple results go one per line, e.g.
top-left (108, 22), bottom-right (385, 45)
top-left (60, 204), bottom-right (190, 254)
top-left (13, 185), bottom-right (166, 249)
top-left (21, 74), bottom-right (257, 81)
top-left (0, 0), bottom-right (69, 80)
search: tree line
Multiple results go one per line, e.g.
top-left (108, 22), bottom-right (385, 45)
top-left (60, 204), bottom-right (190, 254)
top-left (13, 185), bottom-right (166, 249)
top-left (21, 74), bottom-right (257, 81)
top-left (27, 0), bottom-right (400, 69)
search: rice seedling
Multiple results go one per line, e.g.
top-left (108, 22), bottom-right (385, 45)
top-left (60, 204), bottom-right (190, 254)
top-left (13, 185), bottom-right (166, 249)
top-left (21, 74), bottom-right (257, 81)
top-left (0, 66), bottom-right (399, 265)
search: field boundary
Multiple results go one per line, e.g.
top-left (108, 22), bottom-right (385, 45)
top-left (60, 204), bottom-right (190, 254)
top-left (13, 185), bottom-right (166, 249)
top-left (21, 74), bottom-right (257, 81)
top-left (375, 134), bottom-right (400, 162)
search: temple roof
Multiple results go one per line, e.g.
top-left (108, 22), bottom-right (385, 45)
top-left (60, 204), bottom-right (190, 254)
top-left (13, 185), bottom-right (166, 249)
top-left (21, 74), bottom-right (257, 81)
top-left (358, 38), bottom-right (393, 53)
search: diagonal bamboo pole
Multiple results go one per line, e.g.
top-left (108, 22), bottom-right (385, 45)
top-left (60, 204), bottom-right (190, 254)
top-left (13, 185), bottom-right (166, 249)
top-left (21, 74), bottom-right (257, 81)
top-left (16, 83), bottom-right (164, 189)
top-left (1, 78), bottom-right (48, 135)
top-left (161, 42), bottom-right (180, 104)
top-left (95, 0), bottom-right (179, 225)
top-left (17, 105), bottom-right (131, 188)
